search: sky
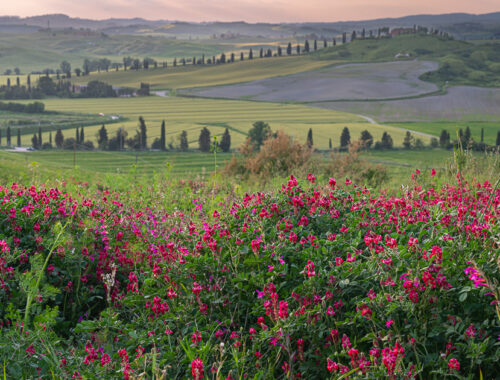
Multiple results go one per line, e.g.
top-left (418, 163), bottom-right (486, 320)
top-left (2, 0), bottom-right (499, 23)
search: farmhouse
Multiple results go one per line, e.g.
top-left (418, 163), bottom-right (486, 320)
top-left (391, 27), bottom-right (414, 36)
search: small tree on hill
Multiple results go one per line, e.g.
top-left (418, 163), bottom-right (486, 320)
top-left (379, 132), bottom-right (393, 149)
top-left (259, 48), bottom-right (263, 58)
top-left (98, 124), bottom-right (108, 149)
top-left (464, 126), bottom-right (471, 146)
top-left (55, 128), bottom-right (64, 148)
top-left (75, 127), bottom-right (80, 144)
top-left (277, 46), bottom-right (282, 56)
top-left (6, 126), bottom-right (11, 146)
top-left (304, 40), bottom-right (310, 53)
top-left (287, 43), bottom-right (292, 55)
top-left (296, 44), bottom-right (301, 55)
top-left (360, 130), bottom-right (373, 149)
top-left (160, 120), bottom-right (166, 151)
top-left (248, 121), bottom-right (271, 150)
top-left (340, 127), bottom-right (350, 148)
top-left (324, 39), bottom-right (327, 48)
top-left (80, 127), bottom-right (84, 145)
top-left (38, 127), bottom-right (42, 146)
top-left (180, 130), bottom-right (188, 151)
top-left (0, 129), bottom-right (2, 145)
top-left (306, 128), bottom-right (313, 148)
top-left (495, 130), bottom-right (500, 146)
top-left (314, 40), bottom-right (318, 51)
top-left (240, 52), bottom-right (244, 61)
top-left (249, 49), bottom-right (253, 59)
top-left (329, 138), bottom-right (332, 150)
top-left (403, 131), bottom-right (414, 149)
top-left (220, 128), bottom-right (231, 152)
top-left (199, 127), bottom-right (211, 152)
top-left (17, 129), bottom-right (21, 147)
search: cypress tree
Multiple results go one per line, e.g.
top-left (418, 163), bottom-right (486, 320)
top-left (98, 124), bottom-right (108, 150)
top-left (160, 120), bottom-right (166, 151)
top-left (259, 48), bottom-right (263, 58)
top-left (480, 128), bottom-right (484, 143)
top-left (249, 49), bottom-right (253, 59)
top-left (220, 128), bottom-right (231, 152)
top-left (496, 130), bottom-right (500, 146)
top-left (329, 138), bottom-right (332, 150)
top-left (287, 42), bottom-right (292, 55)
top-left (55, 128), bottom-right (64, 148)
top-left (360, 130), bottom-right (373, 148)
top-left (240, 52), bottom-right (244, 61)
top-left (80, 126), bottom-right (84, 143)
top-left (32, 134), bottom-right (38, 149)
top-left (17, 129), bottom-right (21, 147)
top-left (139, 116), bottom-right (147, 149)
top-left (277, 46), bottom-right (282, 56)
top-left (464, 126), bottom-right (471, 145)
top-left (324, 39), bottom-right (327, 48)
top-left (296, 44), bottom-right (301, 55)
top-left (440, 130), bottom-right (450, 148)
top-left (304, 40), bottom-right (310, 53)
top-left (333, 38), bottom-right (336, 46)
top-left (198, 127), bottom-right (211, 152)
top-left (49, 132), bottom-right (52, 145)
top-left (180, 130), bottom-right (188, 151)
top-left (6, 126), bottom-right (11, 146)
top-left (340, 127), bottom-right (350, 148)
top-left (0, 129), bottom-right (2, 145)
top-left (75, 127), bottom-right (80, 144)
top-left (313, 40), bottom-right (317, 51)
top-left (306, 128), bottom-right (313, 148)
top-left (381, 132), bottom-right (393, 149)
top-left (38, 127), bottom-right (42, 146)
top-left (403, 131), bottom-right (414, 149)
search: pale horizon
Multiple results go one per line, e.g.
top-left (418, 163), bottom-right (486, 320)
top-left (1, 0), bottom-right (499, 23)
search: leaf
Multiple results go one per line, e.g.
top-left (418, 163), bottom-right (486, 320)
top-left (459, 292), bottom-right (468, 302)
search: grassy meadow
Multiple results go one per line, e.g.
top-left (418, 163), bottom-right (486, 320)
top-left (11, 96), bottom-right (421, 149)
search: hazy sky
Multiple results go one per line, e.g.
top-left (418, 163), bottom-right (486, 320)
top-left (3, 0), bottom-right (499, 22)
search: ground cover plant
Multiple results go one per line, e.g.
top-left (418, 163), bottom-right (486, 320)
top-left (0, 168), bottom-right (498, 379)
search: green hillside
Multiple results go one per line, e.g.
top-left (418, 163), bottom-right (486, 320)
top-left (314, 34), bottom-right (500, 87)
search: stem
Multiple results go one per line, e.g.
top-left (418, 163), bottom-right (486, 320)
top-left (24, 221), bottom-right (68, 325)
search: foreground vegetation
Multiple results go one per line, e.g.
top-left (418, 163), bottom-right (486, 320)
top-left (0, 161), bottom-right (498, 379)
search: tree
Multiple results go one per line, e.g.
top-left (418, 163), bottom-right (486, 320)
top-left (439, 130), bottom-right (450, 148)
top-left (277, 46), bottom-right (282, 56)
top-left (360, 130), bottom-right (373, 148)
top-left (403, 131), bottom-right (414, 149)
top-left (249, 49), bottom-right (253, 60)
top-left (49, 132), bottom-right (52, 145)
top-left (287, 42), bottom-right (292, 55)
top-left (80, 126), bottom-right (84, 144)
top-left (304, 40), bottom-right (310, 53)
top-left (199, 127), bottom-right (211, 152)
top-left (14, 67), bottom-right (20, 75)
top-left (248, 121), bottom-right (271, 150)
top-left (76, 127), bottom-right (80, 144)
top-left (351, 30), bottom-right (357, 41)
top-left (496, 130), bottom-right (500, 146)
top-left (17, 129), bottom-right (21, 147)
top-left (6, 126), bottom-right (11, 146)
top-left (0, 129), bottom-right (2, 145)
top-left (314, 40), bottom-right (318, 51)
top-left (97, 124), bottom-right (108, 149)
top-left (481, 128), bottom-right (484, 143)
top-left (160, 120), bottom-right (166, 151)
top-left (180, 130), bottom-right (188, 151)
top-left (55, 128), bottom-right (64, 148)
top-left (32, 134), bottom-right (38, 149)
top-left (220, 128), bottom-right (231, 152)
top-left (230, 53), bottom-right (235, 63)
top-left (220, 53), bottom-right (226, 64)
top-left (464, 126), bottom-right (471, 145)
top-left (340, 127), bottom-right (350, 148)
top-left (380, 132), bottom-right (393, 149)
top-left (259, 48), bottom-right (263, 58)
top-left (240, 52), bottom-right (244, 61)
top-left (74, 68), bottom-right (81, 77)
top-left (306, 128), bottom-right (313, 148)
top-left (138, 116), bottom-right (147, 150)
top-left (60, 61), bottom-right (71, 78)
top-left (296, 44), bottom-right (301, 55)
top-left (329, 138), bottom-right (332, 150)
top-left (342, 33), bottom-right (346, 44)
top-left (38, 127), bottom-right (42, 146)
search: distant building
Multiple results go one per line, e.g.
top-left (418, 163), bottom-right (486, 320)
top-left (391, 28), bottom-right (414, 37)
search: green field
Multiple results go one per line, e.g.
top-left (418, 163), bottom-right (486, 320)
top-left (12, 97), bottom-right (419, 149)
top-left (386, 121), bottom-right (500, 145)
top-left (70, 56), bottom-right (333, 90)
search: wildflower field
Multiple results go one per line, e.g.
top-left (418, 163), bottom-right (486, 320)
top-left (0, 171), bottom-right (499, 379)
